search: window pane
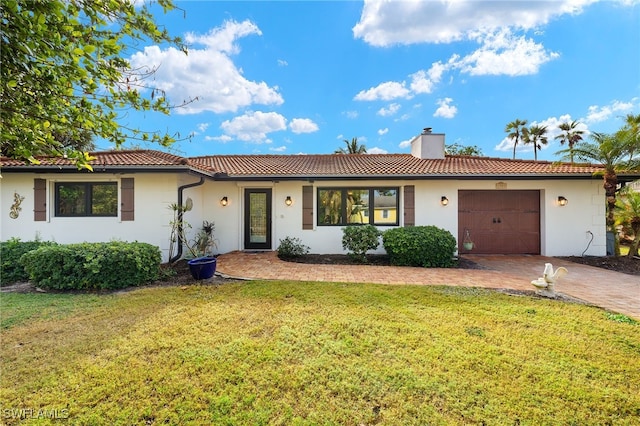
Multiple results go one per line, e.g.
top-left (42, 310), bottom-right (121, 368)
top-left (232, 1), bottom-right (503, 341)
top-left (91, 184), bottom-right (118, 216)
top-left (346, 189), bottom-right (369, 224)
top-left (318, 189), bottom-right (342, 225)
top-left (58, 183), bottom-right (86, 215)
top-left (249, 192), bottom-right (267, 243)
top-left (373, 189), bottom-right (397, 224)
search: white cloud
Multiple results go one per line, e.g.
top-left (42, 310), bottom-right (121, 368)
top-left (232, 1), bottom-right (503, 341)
top-left (277, 59), bottom-right (288, 66)
top-left (220, 111), bottom-right (287, 142)
top-left (289, 118), bottom-right (319, 134)
top-left (128, 20), bottom-right (283, 115)
top-left (343, 110), bottom-right (359, 119)
top-left (433, 98), bottom-right (458, 119)
top-left (367, 147), bottom-right (388, 154)
top-left (269, 146), bottom-right (287, 152)
top-left (353, 0), bottom-right (597, 47)
top-left (205, 134), bottom-right (232, 142)
top-left (451, 29), bottom-right (559, 76)
top-left (356, 62), bottom-right (445, 102)
top-left (197, 123), bottom-right (210, 132)
top-left (378, 128), bottom-right (389, 135)
top-left (585, 100), bottom-right (635, 124)
top-left (410, 63), bottom-right (446, 94)
top-left (377, 103), bottom-right (401, 117)
top-left (354, 81), bottom-right (411, 101)
top-left (398, 139), bottom-right (412, 149)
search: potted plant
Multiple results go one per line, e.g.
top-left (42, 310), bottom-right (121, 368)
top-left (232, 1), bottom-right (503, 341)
top-left (463, 229), bottom-right (474, 251)
top-left (186, 220), bottom-right (218, 280)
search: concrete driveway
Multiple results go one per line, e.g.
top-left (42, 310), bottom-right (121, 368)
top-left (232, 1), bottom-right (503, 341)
top-left (216, 251), bottom-right (640, 320)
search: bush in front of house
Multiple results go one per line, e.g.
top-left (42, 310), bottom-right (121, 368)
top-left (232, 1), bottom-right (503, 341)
top-left (342, 225), bottom-right (382, 263)
top-left (277, 236), bottom-right (310, 259)
top-left (0, 238), bottom-right (58, 285)
top-left (382, 226), bottom-right (457, 268)
top-left (20, 241), bottom-right (161, 291)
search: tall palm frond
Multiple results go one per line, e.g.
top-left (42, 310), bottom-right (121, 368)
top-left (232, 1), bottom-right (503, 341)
top-left (556, 132), bottom-right (636, 237)
top-left (522, 124), bottom-right (548, 161)
top-left (554, 120), bottom-right (584, 164)
top-left (335, 137), bottom-right (367, 154)
top-left (505, 119), bottom-right (527, 160)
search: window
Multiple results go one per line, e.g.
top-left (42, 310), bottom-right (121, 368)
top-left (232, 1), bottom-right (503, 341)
top-left (317, 187), bottom-right (398, 226)
top-left (55, 182), bottom-right (117, 217)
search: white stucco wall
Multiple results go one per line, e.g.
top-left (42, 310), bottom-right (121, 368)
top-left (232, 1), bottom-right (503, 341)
top-left (1, 173), bottom-right (606, 260)
top-left (239, 178), bottom-right (606, 257)
top-left (1, 173), bottom-right (180, 262)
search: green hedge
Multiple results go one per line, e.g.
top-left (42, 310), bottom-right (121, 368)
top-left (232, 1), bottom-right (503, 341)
top-left (382, 226), bottom-right (457, 268)
top-left (20, 241), bottom-right (161, 291)
top-left (1, 239), bottom-right (58, 285)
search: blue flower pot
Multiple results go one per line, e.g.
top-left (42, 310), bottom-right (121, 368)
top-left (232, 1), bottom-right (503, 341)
top-left (187, 256), bottom-right (217, 280)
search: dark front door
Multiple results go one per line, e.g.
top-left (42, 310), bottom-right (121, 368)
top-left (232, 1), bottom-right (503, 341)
top-left (244, 189), bottom-right (272, 250)
top-left (458, 190), bottom-right (540, 254)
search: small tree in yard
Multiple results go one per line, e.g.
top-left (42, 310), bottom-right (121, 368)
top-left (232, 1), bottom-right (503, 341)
top-left (616, 186), bottom-right (640, 257)
top-left (342, 225), bottom-right (381, 263)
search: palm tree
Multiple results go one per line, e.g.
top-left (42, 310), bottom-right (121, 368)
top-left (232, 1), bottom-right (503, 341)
top-left (522, 124), bottom-right (548, 161)
top-left (505, 119), bottom-right (527, 160)
top-left (554, 120), bottom-right (584, 163)
top-left (556, 132), bottom-right (639, 253)
top-left (335, 137), bottom-right (367, 154)
top-left (616, 186), bottom-right (640, 257)
top-left (617, 113), bottom-right (640, 161)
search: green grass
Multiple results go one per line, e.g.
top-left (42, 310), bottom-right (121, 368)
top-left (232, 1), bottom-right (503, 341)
top-left (1, 281), bottom-right (639, 425)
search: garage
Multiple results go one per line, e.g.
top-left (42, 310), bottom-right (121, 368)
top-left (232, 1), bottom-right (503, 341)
top-left (458, 190), bottom-right (540, 255)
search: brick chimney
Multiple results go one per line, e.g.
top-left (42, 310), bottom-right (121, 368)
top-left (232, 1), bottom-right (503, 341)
top-left (410, 128), bottom-right (445, 160)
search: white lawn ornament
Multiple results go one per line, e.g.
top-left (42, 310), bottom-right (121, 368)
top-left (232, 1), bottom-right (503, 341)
top-left (531, 263), bottom-right (568, 297)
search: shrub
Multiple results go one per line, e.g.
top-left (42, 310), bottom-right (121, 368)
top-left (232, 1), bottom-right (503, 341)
top-left (20, 241), bottom-right (161, 291)
top-left (0, 238), bottom-right (57, 285)
top-left (342, 225), bottom-right (381, 263)
top-left (383, 226), bottom-right (456, 268)
top-left (277, 237), bottom-right (310, 259)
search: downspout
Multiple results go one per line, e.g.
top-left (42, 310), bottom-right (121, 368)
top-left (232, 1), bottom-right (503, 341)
top-left (170, 176), bottom-right (205, 263)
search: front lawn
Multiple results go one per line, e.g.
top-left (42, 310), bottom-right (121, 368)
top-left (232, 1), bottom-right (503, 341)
top-left (1, 281), bottom-right (639, 425)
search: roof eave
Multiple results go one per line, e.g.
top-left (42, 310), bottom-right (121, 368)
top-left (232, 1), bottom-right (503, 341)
top-left (0, 165), bottom-right (214, 176)
top-left (212, 173), bottom-right (604, 181)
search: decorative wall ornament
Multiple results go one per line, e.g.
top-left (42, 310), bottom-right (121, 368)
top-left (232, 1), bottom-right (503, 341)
top-left (10, 192), bottom-right (25, 219)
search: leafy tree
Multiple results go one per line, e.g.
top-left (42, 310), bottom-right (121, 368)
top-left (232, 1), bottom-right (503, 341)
top-left (556, 132), bottom-right (640, 253)
top-left (522, 124), bottom-right (548, 161)
top-left (52, 129), bottom-right (96, 152)
top-left (616, 186), bottom-right (640, 257)
top-left (505, 119), bottom-right (527, 160)
top-left (1, 0), bottom-right (189, 169)
top-left (335, 137), bottom-right (367, 154)
top-left (617, 113), bottom-right (640, 161)
top-left (554, 120), bottom-right (584, 163)
top-left (445, 143), bottom-right (484, 156)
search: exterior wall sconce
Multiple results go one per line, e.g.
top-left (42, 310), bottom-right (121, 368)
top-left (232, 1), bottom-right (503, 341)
top-left (220, 196), bottom-right (228, 206)
top-left (441, 196), bottom-right (449, 206)
top-left (285, 196), bottom-right (293, 206)
top-left (557, 196), bottom-right (568, 207)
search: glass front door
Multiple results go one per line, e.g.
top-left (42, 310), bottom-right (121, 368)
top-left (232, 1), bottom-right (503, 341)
top-left (244, 189), bottom-right (272, 250)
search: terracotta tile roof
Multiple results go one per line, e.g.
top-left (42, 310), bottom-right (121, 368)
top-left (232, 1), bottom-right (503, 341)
top-left (0, 150), bottom-right (210, 174)
top-left (190, 153), bottom-right (607, 178)
top-left (3, 150), bottom-right (632, 180)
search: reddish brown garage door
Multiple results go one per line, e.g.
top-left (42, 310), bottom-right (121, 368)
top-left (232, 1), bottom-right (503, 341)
top-left (458, 190), bottom-right (540, 255)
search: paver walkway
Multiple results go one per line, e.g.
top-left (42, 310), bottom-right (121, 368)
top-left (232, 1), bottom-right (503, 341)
top-left (216, 251), bottom-right (640, 319)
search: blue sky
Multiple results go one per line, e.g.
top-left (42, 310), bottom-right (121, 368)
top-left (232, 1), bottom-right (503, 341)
top-left (102, 0), bottom-right (640, 161)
